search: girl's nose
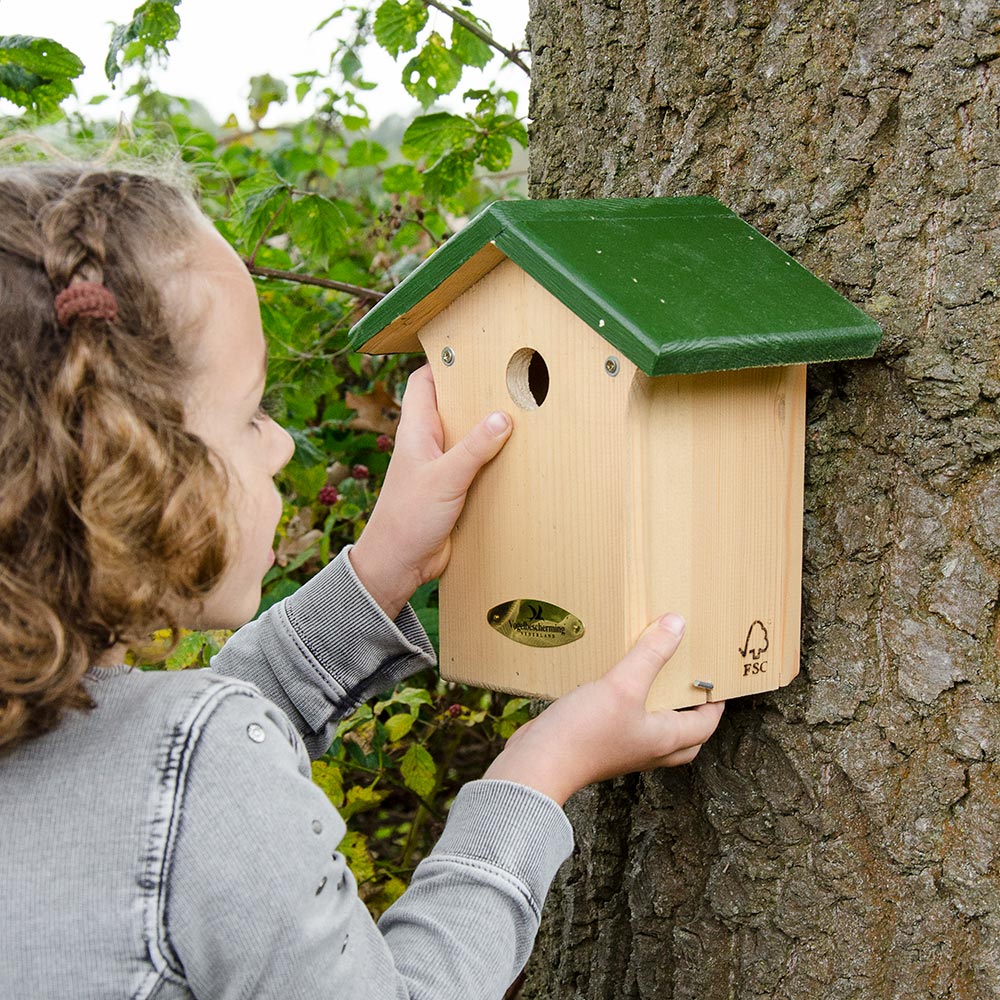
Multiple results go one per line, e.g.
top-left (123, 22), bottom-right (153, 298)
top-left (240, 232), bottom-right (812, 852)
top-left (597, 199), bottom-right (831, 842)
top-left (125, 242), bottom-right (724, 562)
top-left (272, 421), bottom-right (295, 474)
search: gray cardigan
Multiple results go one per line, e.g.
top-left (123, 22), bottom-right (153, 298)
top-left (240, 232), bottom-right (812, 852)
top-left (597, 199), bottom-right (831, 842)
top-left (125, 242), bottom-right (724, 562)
top-left (0, 548), bottom-right (574, 999)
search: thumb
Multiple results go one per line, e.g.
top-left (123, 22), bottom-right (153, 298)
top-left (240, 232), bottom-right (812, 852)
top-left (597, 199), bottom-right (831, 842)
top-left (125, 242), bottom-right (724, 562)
top-left (604, 613), bottom-right (686, 698)
top-left (437, 410), bottom-right (512, 495)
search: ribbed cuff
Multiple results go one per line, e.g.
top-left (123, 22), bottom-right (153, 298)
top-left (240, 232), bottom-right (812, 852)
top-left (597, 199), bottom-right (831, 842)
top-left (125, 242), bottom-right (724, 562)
top-left (429, 779), bottom-right (575, 915)
top-left (279, 546), bottom-right (436, 714)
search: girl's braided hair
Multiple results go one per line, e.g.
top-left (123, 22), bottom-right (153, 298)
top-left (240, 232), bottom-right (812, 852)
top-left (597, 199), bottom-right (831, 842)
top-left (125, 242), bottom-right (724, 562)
top-left (0, 163), bottom-right (231, 751)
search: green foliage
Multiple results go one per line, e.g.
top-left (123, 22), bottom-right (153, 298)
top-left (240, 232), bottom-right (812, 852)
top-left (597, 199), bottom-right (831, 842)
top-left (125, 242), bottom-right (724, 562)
top-left (105, 0), bottom-right (182, 83)
top-left (1, 0), bottom-right (531, 919)
top-left (0, 36), bottom-right (83, 113)
top-left (372, 0), bottom-right (429, 58)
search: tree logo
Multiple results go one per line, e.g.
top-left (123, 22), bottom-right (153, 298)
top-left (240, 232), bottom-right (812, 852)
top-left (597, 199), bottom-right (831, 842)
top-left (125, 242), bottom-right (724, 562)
top-left (740, 621), bottom-right (769, 676)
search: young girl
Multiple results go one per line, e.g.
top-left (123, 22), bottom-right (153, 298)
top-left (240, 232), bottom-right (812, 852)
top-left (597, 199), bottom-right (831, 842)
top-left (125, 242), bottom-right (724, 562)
top-left (0, 162), bottom-right (725, 999)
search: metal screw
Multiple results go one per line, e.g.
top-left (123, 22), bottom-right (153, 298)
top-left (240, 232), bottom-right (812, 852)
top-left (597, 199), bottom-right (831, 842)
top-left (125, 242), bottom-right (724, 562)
top-left (604, 356), bottom-right (620, 377)
top-left (441, 346), bottom-right (455, 366)
top-left (693, 680), bottom-right (715, 691)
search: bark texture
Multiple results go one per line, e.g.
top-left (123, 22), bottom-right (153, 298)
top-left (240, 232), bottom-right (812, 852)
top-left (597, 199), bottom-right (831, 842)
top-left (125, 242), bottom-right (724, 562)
top-left (523, 2), bottom-right (1000, 998)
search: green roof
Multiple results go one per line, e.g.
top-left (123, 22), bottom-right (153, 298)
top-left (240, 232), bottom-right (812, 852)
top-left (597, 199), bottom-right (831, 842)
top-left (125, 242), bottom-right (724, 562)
top-left (348, 197), bottom-right (881, 376)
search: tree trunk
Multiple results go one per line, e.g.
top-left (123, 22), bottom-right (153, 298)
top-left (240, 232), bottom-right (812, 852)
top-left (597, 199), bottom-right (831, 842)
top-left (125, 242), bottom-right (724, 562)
top-left (522, 2), bottom-right (1000, 997)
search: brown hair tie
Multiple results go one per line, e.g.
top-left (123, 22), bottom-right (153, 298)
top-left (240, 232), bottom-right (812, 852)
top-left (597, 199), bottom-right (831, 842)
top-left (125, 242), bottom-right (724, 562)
top-left (55, 282), bottom-right (119, 328)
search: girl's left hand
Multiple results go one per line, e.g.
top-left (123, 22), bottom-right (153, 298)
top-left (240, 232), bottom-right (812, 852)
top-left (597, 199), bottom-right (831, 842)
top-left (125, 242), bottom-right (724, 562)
top-left (349, 365), bottom-right (512, 619)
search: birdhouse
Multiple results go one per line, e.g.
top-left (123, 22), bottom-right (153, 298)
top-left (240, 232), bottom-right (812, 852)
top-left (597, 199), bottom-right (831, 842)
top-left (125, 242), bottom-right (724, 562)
top-left (349, 198), bottom-right (881, 710)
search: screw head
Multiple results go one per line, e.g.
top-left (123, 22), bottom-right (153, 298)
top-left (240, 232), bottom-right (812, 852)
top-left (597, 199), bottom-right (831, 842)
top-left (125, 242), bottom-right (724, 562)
top-left (441, 346), bottom-right (455, 366)
top-left (605, 356), bottom-right (620, 377)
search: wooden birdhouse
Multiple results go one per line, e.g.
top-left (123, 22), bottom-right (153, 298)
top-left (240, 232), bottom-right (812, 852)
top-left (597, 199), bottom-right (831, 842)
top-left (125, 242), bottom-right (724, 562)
top-left (349, 198), bottom-right (881, 710)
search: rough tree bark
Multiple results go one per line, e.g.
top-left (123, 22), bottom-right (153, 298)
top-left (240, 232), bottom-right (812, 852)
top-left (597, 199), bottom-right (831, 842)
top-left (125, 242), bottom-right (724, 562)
top-left (522, 2), bottom-right (1000, 998)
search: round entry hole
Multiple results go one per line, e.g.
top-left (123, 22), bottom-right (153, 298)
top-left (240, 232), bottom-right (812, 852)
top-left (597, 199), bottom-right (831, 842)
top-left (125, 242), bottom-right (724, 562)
top-left (506, 348), bottom-right (549, 410)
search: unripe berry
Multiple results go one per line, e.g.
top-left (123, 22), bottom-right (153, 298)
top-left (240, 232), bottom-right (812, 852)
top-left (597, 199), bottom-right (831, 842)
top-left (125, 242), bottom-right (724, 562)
top-left (352, 464), bottom-right (370, 480)
top-left (376, 435), bottom-right (393, 452)
top-left (317, 486), bottom-right (340, 506)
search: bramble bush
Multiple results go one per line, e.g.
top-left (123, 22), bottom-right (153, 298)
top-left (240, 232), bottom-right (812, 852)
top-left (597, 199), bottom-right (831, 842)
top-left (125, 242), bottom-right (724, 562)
top-left (1, 0), bottom-right (533, 915)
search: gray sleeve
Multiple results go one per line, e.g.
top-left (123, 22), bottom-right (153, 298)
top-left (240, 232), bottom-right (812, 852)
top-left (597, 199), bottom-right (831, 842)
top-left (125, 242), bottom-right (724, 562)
top-left (165, 688), bottom-right (574, 1000)
top-left (210, 546), bottom-right (435, 757)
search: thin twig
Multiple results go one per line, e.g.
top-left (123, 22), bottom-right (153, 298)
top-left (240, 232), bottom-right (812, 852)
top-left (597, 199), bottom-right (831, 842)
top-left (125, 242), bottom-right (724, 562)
top-left (421, 0), bottom-right (531, 76)
top-left (244, 261), bottom-right (385, 301)
top-left (247, 189), bottom-right (292, 267)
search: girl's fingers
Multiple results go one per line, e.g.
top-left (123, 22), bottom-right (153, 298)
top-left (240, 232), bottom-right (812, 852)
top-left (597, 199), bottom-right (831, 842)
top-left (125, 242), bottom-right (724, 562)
top-left (655, 744), bottom-right (704, 768)
top-left (656, 700), bottom-right (726, 751)
top-left (604, 614), bottom-right (686, 696)
top-left (436, 410), bottom-right (512, 497)
top-left (394, 366), bottom-right (443, 451)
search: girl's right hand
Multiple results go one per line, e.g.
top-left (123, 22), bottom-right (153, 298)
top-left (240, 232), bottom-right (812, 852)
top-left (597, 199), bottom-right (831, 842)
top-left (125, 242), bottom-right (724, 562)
top-left (482, 614), bottom-right (725, 806)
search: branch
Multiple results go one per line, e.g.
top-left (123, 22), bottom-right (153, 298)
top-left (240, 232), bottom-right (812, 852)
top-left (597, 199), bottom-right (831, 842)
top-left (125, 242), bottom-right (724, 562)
top-left (247, 189), bottom-right (292, 267)
top-left (243, 261), bottom-right (385, 301)
top-left (421, 0), bottom-right (531, 76)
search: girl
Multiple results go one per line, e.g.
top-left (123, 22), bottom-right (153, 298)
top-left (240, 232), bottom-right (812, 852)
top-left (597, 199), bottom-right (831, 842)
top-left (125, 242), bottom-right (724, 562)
top-left (0, 162), bottom-right (724, 999)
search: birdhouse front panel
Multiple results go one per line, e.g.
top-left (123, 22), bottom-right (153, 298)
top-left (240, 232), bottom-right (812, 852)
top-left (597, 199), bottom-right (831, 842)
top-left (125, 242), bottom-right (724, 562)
top-left (420, 259), bottom-right (646, 702)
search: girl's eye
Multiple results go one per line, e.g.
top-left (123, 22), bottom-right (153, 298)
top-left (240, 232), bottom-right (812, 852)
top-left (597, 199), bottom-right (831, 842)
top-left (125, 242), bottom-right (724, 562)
top-left (252, 391), bottom-right (280, 428)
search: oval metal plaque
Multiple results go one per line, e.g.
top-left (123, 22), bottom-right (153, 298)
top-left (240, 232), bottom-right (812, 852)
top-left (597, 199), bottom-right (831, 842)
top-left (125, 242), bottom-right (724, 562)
top-left (487, 599), bottom-right (585, 648)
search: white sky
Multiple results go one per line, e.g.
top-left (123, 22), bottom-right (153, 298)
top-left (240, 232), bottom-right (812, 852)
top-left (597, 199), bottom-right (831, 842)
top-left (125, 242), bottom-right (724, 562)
top-left (0, 0), bottom-right (531, 127)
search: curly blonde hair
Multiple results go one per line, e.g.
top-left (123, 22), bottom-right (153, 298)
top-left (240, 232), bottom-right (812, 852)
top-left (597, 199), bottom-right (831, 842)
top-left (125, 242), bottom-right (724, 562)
top-left (0, 163), bottom-right (232, 751)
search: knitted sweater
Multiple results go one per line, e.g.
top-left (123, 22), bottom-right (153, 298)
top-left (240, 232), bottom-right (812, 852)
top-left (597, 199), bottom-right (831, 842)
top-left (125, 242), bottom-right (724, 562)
top-left (0, 548), bottom-right (574, 999)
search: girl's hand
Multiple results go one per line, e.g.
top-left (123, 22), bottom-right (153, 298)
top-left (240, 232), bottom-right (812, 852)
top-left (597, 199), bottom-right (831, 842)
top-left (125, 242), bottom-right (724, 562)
top-left (350, 365), bottom-right (512, 619)
top-left (482, 614), bottom-right (725, 805)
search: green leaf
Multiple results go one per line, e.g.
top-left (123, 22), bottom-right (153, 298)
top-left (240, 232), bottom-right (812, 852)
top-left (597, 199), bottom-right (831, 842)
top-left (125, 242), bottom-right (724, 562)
top-left (401, 112), bottom-right (477, 159)
top-left (381, 163), bottom-right (423, 194)
top-left (402, 33), bottom-right (464, 106)
top-left (0, 35), bottom-right (83, 78)
top-left (166, 631), bottom-right (205, 671)
top-left (493, 114), bottom-right (528, 148)
top-left (373, 0), bottom-right (428, 58)
top-left (451, 19), bottom-right (492, 69)
top-left (311, 760), bottom-right (345, 808)
top-left (248, 73), bottom-right (288, 124)
top-left (415, 606), bottom-right (439, 650)
top-left (346, 139), bottom-right (388, 167)
top-left (105, 1), bottom-right (182, 83)
top-left (341, 783), bottom-right (389, 820)
top-left (285, 425), bottom-right (325, 466)
top-left (396, 687), bottom-right (434, 711)
top-left (339, 48), bottom-right (363, 82)
top-left (289, 194), bottom-right (356, 267)
top-left (339, 830), bottom-right (375, 884)
top-left (422, 149), bottom-right (476, 200)
top-left (231, 174), bottom-right (292, 253)
top-left (256, 577), bottom-right (299, 616)
top-left (477, 132), bottom-right (512, 173)
top-left (400, 744), bottom-right (437, 798)
top-left (336, 704), bottom-right (374, 739)
top-left (282, 461), bottom-right (327, 501)
top-left (0, 36), bottom-right (84, 111)
top-left (501, 697), bottom-right (532, 717)
top-left (408, 580), bottom-right (437, 612)
top-left (384, 713), bottom-right (416, 742)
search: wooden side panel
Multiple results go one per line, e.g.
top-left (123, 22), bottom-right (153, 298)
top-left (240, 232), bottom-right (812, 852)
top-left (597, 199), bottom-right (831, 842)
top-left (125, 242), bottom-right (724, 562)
top-left (420, 259), bottom-right (641, 701)
top-left (638, 364), bottom-right (806, 708)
